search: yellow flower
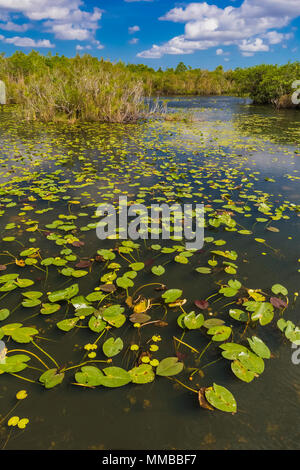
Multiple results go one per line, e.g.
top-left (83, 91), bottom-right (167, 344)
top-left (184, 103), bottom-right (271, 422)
top-left (133, 323), bottom-right (141, 328)
top-left (150, 359), bottom-right (159, 367)
top-left (130, 344), bottom-right (139, 351)
top-left (17, 418), bottom-right (29, 429)
top-left (88, 352), bottom-right (96, 359)
top-left (141, 356), bottom-right (150, 363)
top-left (16, 390), bottom-right (28, 400)
top-left (149, 344), bottom-right (159, 352)
top-left (8, 416), bottom-right (19, 427)
top-left (151, 335), bottom-right (162, 342)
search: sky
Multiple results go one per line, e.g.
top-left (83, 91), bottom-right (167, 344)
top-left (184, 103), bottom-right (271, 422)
top-left (0, 0), bottom-right (299, 70)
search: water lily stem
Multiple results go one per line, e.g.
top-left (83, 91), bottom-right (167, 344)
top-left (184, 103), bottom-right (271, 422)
top-left (62, 359), bottom-right (110, 372)
top-left (173, 336), bottom-right (200, 354)
top-left (0, 401), bottom-right (20, 427)
top-left (198, 340), bottom-right (213, 362)
top-left (31, 340), bottom-right (59, 369)
top-left (8, 349), bottom-right (49, 370)
top-left (167, 377), bottom-right (198, 394)
top-left (132, 283), bottom-right (163, 299)
top-left (10, 373), bottom-right (36, 383)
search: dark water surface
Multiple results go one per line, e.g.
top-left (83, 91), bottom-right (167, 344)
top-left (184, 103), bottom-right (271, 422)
top-left (0, 97), bottom-right (299, 450)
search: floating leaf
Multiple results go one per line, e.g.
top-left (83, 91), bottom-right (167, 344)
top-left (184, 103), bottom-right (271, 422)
top-left (102, 337), bottom-right (123, 358)
top-left (231, 360), bottom-right (256, 383)
top-left (56, 317), bottom-right (79, 332)
top-left (151, 265), bottom-right (165, 276)
top-left (247, 336), bottom-right (271, 359)
top-left (271, 284), bottom-right (288, 296)
top-left (207, 325), bottom-right (232, 342)
top-left (101, 367), bottom-right (131, 388)
top-left (40, 303), bottom-right (61, 315)
top-left (183, 312), bottom-right (204, 330)
top-left (75, 366), bottom-right (103, 387)
top-left (161, 289), bottom-right (182, 304)
top-left (251, 302), bottom-right (274, 326)
top-left (39, 368), bottom-right (65, 389)
top-left (0, 354), bottom-right (30, 373)
top-left (156, 357), bottom-right (184, 376)
top-left (129, 364), bottom-right (155, 384)
top-left (229, 309), bottom-right (248, 322)
top-left (48, 284), bottom-right (79, 302)
top-left (0, 309), bottom-right (10, 321)
top-left (205, 383), bottom-right (237, 413)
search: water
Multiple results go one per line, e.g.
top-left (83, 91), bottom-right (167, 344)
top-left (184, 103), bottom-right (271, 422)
top-left (0, 97), bottom-right (299, 450)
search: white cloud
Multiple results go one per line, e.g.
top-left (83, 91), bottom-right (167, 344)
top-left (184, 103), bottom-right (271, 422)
top-left (92, 39), bottom-right (104, 50)
top-left (129, 37), bottom-right (139, 44)
top-left (138, 35), bottom-right (218, 58)
top-left (0, 21), bottom-right (30, 32)
top-left (239, 38), bottom-right (269, 52)
top-left (128, 25), bottom-right (140, 34)
top-left (263, 31), bottom-right (293, 44)
top-left (76, 44), bottom-right (91, 51)
top-left (138, 0), bottom-right (298, 58)
top-left (49, 23), bottom-right (91, 40)
top-left (2, 35), bottom-right (54, 47)
top-left (216, 48), bottom-right (224, 55)
top-left (0, 1), bottom-right (102, 42)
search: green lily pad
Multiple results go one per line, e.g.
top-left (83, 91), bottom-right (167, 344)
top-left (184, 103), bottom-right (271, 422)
top-left (151, 265), bottom-right (165, 276)
top-left (271, 284), bottom-right (288, 296)
top-left (56, 317), bottom-right (79, 332)
top-left (156, 357), bottom-right (184, 376)
top-left (251, 302), bottom-right (274, 326)
top-left (247, 336), bottom-right (271, 359)
top-left (161, 289), bottom-right (183, 304)
top-left (0, 309), bottom-right (10, 321)
top-left (75, 366), bottom-right (103, 387)
top-left (39, 368), bottom-right (65, 389)
top-left (205, 383), bottom-right (237, 413)
top-left (102, 337), bottom-right (124, 358)
top-left (48, 284), bottom-right (79, 302)
top-left (129, 364), bottom-right (155, 384)
top-left (183, 312), bottom-right (204, 330)
top-left (231, 360), bottom-right (256, 383)
top-left (101, 367), bottom-right (131, 388)
top-left (207, 325), bottom-right (232, 342)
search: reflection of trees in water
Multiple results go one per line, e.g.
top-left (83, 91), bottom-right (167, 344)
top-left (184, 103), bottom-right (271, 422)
top-left (233, 105), bottom-right (300, 145)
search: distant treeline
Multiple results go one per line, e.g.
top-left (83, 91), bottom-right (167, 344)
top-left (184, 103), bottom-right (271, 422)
top-left (0, 51), bottom-right (299, 122)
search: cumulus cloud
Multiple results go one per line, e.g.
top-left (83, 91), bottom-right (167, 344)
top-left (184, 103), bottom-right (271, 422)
top-left (0, 35), bottom-right (54, 47)
top-left (0, 1), bottom-right (102, 42)
top-left (129, 37), bottom-right (139, 44)
top-left (0, 21), bottom-right (30, 32)
top-left (128, 25), bottom-right (140, 34)
top-left (138, 0), bottom-right (298, 58)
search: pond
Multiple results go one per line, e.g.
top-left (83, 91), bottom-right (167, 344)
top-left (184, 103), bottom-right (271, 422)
top-left (0, 96), bottom-right (299, 450)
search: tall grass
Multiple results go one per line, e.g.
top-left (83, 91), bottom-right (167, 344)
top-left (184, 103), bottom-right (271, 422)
top-left (0, 53), bottom-right (146, 123)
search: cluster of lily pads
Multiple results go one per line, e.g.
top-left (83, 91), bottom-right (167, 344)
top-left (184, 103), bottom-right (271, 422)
top-left (0, 107), bottom-right (299, 425)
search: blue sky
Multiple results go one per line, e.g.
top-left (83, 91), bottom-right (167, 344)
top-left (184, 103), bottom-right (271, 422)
top-left (0, 0), bottom-right (299, 70)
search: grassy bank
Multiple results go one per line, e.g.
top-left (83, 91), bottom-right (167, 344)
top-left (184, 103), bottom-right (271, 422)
top-left (0, 52), bottom-right (299, 122)
top-left (232, 62), bottom-right (300, 108)
top-left (0, 52), bottom-right (146, 122)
